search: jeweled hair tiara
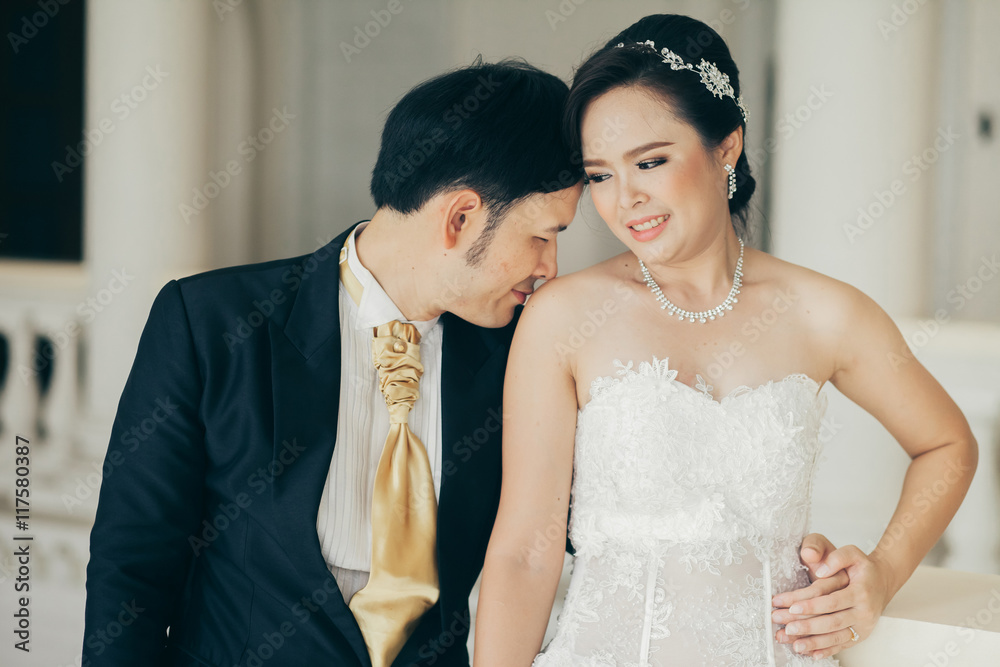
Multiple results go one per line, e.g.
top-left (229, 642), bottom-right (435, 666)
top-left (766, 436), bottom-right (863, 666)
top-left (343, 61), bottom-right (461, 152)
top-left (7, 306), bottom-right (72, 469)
top-left (615, 40), bottom-right (749, 123)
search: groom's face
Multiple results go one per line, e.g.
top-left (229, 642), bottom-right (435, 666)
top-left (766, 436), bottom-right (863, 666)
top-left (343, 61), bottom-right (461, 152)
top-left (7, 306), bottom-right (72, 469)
top-left (450, 184), bottom-right (582, 328)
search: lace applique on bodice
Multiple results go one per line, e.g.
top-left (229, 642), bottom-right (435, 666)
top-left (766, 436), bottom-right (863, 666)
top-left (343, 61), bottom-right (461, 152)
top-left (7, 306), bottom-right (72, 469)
top-left (534, 358), bottom-right (838, 667)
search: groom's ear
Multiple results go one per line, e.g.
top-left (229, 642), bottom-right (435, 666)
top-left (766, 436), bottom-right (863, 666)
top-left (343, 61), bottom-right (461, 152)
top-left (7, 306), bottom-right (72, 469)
top-left (441, 189), bottom-right (485, 250)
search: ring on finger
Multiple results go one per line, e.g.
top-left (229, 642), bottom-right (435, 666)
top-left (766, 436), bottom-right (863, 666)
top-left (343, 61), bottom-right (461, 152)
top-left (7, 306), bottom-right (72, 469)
top-left (847, 625), bottom-right (859, 642)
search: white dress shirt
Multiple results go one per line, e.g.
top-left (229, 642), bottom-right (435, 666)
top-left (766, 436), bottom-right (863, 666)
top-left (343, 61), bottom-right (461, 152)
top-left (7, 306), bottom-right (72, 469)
top-left (316, 223), bottom-right (444, 604)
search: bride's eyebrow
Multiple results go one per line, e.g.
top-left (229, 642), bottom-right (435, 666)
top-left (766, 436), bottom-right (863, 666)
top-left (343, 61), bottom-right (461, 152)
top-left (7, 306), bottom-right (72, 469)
top-left (623, 141), bottom-right (675, 159)
top-left (582, 141), bottom-right (676, 168)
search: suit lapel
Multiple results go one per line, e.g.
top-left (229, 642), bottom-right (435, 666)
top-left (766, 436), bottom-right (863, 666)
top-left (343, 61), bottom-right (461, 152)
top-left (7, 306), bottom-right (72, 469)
top-left (269, 225), bottom-right (371, 666)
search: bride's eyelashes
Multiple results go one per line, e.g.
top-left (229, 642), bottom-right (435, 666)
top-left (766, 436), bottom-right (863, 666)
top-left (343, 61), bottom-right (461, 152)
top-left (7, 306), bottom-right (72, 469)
top-left (583, 171), bottom-right (610, 184)
top-left (583, 158), bottom-right (668, 184)
top-left (637, 157), bottom-right (667, 170)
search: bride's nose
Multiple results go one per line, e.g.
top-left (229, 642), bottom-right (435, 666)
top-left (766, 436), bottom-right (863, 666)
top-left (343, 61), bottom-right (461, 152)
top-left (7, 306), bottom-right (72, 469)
top-left (618, 175), bottom-right (650, 210)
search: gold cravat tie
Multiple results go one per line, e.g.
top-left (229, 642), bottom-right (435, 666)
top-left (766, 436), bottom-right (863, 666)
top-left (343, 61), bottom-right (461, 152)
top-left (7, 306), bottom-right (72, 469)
top-left (340, 240), bottom-right (439, 667)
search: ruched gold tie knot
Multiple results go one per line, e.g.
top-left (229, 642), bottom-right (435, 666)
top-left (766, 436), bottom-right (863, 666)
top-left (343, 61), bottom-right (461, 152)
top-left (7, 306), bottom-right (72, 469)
top-left (372, 322), bottom-right (423, 424)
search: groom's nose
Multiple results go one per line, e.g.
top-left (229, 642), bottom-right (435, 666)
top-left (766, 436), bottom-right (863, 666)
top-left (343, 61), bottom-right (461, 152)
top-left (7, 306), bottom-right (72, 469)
top-left (534, 240), bottom-right (558, 280)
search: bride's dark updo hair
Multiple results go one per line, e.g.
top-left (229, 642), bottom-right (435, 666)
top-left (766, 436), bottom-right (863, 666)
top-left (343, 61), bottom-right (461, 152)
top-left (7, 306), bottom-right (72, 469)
top-left (565, 14), bottom-right (755, 238)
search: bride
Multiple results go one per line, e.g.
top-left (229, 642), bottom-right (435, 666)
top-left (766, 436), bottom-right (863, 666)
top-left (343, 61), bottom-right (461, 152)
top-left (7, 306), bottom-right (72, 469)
top-left (474, 13), bottom-right (977, 666)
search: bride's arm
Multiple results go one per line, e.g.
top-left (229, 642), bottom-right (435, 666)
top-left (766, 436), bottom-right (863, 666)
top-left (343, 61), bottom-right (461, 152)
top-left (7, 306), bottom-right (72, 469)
top-left (775, 282), bottom-right (978, 659)
top-left (474, 281), bottom-right (579, 666)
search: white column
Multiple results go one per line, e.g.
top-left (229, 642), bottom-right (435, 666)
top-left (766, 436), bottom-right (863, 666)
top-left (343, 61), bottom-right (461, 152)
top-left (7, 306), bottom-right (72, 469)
top-left (770, 0), bottom-right (940, 317)
top-left (79, 0), bottom-right (214, 461)
top-left (204, 0), bottom-right (256, 268)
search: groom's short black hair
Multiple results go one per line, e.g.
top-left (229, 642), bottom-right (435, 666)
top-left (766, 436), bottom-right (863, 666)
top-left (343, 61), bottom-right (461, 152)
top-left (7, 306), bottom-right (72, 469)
top-left (370, 58), bottom-right (582, 261)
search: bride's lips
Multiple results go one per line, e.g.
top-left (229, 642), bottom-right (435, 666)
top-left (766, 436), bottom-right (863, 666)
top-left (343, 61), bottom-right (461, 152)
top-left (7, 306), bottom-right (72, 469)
top-left (511, 289), bottom-right (531, 305)
top-left (628, 214), bottom-right (668, 242)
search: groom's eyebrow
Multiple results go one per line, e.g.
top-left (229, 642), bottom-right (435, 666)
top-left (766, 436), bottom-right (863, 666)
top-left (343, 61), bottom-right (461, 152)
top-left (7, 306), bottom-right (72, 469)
top-left (547, 225), bottom-right (569, 233)
top-left (583, 141), bottom-right (675, 167)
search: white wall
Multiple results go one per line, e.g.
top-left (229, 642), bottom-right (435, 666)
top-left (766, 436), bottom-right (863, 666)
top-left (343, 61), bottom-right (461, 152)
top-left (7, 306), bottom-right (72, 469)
top-left (238, 0), bottom-right (776, 276)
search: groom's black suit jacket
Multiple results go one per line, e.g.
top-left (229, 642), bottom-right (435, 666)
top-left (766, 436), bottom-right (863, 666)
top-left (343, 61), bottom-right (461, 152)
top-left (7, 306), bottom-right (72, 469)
top-left (83, 224), bottom-right (517, 666)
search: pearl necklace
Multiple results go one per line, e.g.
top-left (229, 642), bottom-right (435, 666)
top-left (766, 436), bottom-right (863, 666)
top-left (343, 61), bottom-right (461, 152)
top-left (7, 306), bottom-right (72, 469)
top-left (638, 239), bottom-right (744, 323)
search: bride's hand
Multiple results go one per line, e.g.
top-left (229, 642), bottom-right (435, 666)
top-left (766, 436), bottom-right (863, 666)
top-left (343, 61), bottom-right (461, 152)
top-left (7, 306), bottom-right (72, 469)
top-left (772, 542), bottom-right (892, 660)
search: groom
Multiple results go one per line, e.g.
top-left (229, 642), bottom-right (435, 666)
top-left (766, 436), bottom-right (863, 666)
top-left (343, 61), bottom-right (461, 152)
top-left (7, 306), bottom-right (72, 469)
top-left (83, 59), bottom-right (582, 666)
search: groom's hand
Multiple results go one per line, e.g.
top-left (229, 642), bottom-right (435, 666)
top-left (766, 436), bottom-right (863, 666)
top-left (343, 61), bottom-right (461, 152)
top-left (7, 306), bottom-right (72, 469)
top-left (800, 532), bottom-right (841, 583)
top-left (772, 533), bottom-right (847, 613)
top-left (770, 533), bottom-right (851, 659)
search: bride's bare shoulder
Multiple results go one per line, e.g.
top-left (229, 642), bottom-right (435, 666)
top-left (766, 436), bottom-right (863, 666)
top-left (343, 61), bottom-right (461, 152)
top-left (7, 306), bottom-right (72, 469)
top-left (530, 252), bottom-right (632, 300)
top-left (749, 249), bottom-right (885, 329)
top-left (520, 252), bottom-right (634, 324)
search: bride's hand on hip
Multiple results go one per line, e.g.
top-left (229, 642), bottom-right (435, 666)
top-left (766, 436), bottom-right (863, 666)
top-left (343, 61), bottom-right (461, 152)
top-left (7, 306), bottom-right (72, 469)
top-left (772, 541), bottom-right (892, 660)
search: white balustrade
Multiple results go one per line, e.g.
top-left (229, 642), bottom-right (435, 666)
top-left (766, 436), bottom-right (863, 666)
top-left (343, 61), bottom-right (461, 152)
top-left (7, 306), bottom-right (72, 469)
top-left (33, 303), bottom-right (82, 467)
top-left (0, 301), bottom-right (40, 446)
top-left (0, 262), bottom-right (87, 513)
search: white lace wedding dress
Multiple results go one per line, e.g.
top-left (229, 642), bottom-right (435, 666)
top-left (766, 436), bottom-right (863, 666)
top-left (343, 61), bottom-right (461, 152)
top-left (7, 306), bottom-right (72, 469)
top-left (533, 358), bottom-right (839, 667)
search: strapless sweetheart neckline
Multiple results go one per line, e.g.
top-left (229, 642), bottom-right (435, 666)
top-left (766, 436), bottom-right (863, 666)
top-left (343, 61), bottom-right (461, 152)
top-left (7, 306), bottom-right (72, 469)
top-left (582, 357), bottom-right (823, 412)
